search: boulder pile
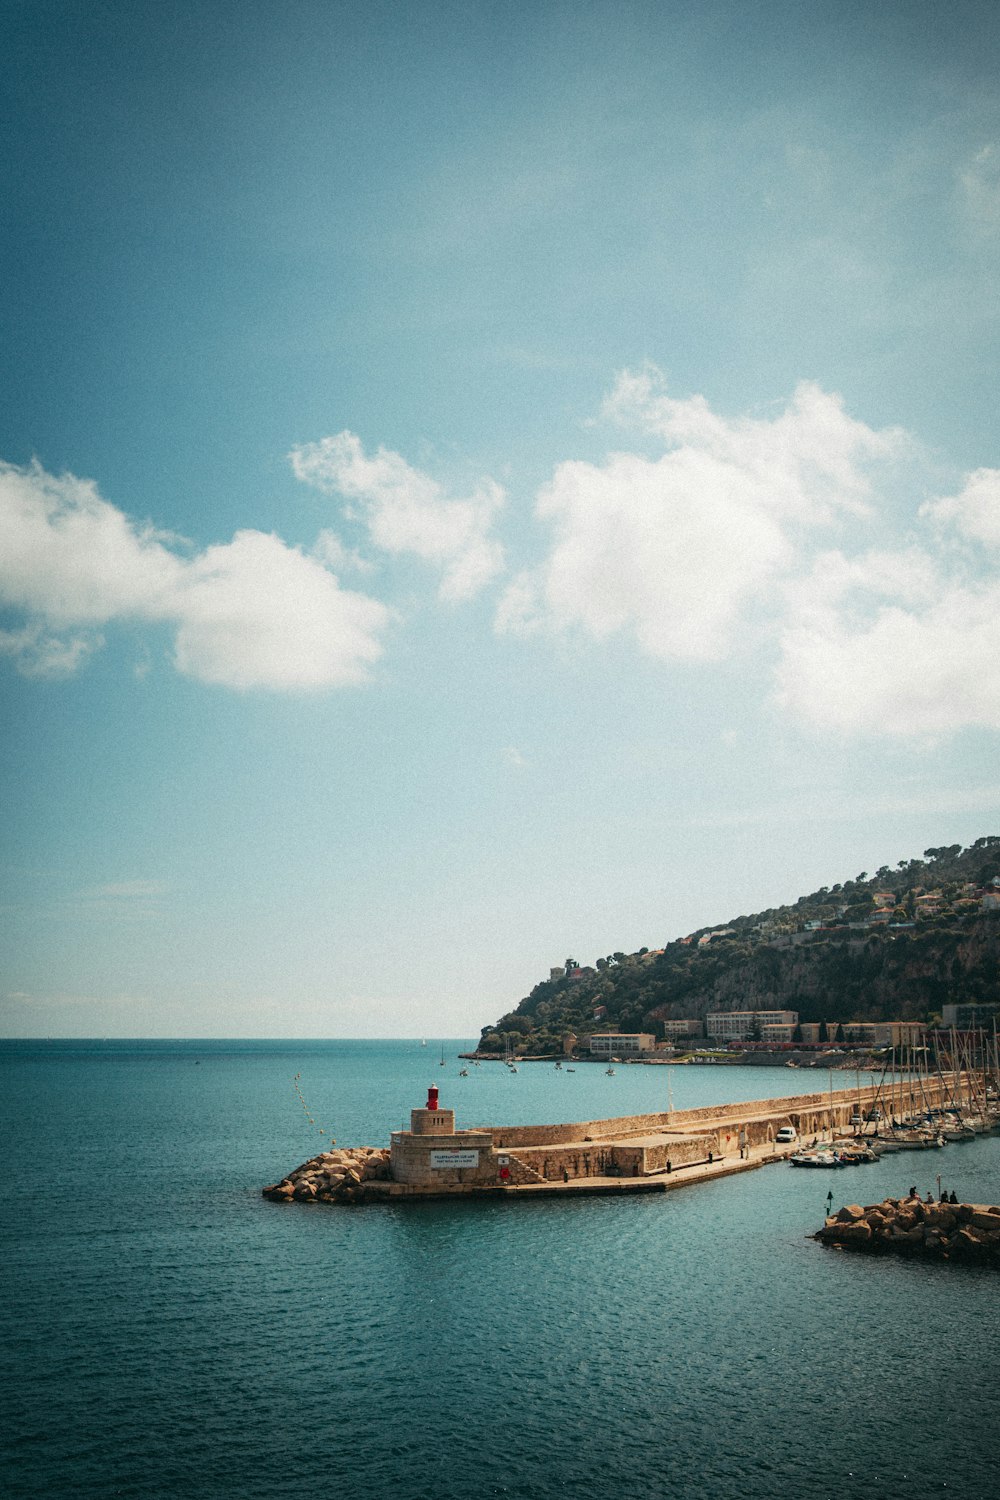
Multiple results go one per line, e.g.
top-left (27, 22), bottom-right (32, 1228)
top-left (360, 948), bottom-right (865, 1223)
top-left (817, 1197), bottom-right (1000, 1262)
top-left (263, 1146), bottom-right (391, 1204)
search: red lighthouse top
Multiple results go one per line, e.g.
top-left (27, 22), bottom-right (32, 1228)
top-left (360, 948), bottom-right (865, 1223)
top-left (426, 1084), bottom-right (439, 1111)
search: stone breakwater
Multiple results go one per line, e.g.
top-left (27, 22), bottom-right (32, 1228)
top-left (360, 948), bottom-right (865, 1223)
top-left (263, 1146), bottom-right (389, 1204)
top-left (816, 1198), bottom-right (1000, 1263)
top-left (262, 1075), bottom-right (965, 1205)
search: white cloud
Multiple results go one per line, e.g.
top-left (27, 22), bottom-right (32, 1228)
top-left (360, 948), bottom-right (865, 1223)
top-left (0, 621), bottom-right (100, 678)
top-left (775, 530), bottom-right (1000, 736)
top-left (312, 528), bottom-right (375, 574)
top-left (498, 370), bottom-right (999, 740)
top-left (173, 529), bottom-right (388, 690)
top-left (498, 370), bottom-right (903, 662)
top-left (0, 460), bottom-right (182, 623)
top-left (0, 460), bottom-right (390, 690)
top-left (290, 431), bottom-right (505, 601)
top-left (602, 369), bottom-right (900, 522)
top-left (921, 468), bottom-right (1000, 551)
top-left (776, 577), bottom-right (1000, 736)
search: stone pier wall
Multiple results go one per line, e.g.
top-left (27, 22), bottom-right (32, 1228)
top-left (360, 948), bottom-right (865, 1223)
top-left (497, 1134), bottom-right (716, 1181)
top-left (485, 1076), bottom-right (957, 1151)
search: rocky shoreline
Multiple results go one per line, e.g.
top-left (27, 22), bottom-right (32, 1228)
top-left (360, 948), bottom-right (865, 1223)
top-left (263, 1146), bottom-right (389, 1204)
top-left (816, 1196), bottom-right (1000, 1263)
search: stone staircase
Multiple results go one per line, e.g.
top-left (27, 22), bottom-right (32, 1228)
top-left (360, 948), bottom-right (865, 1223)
top-left (503, 1151), bottom-right (546, 1185)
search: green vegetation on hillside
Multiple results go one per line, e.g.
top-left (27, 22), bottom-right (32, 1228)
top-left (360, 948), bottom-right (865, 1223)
top-left (477, 838), bottom-right (1000, 1056)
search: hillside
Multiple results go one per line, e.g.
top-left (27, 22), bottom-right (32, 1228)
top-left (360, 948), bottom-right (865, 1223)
top-left (477, 837), bottom-right (1000, 1055)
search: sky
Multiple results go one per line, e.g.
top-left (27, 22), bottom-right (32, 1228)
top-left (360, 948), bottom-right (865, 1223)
top-left (2, 0), bottom-right (999, 1038)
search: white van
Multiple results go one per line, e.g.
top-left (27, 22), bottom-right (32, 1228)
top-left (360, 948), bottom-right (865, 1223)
top-left (775, 1125), bottom-right (798, 1143)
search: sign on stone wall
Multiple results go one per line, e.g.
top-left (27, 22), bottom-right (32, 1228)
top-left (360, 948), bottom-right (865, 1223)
top-left (430, 1150), bottom-right (480, 1169)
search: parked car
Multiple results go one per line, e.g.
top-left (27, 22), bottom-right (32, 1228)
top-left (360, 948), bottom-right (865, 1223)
top-left (776, 1125), bottom-right (798, 1143)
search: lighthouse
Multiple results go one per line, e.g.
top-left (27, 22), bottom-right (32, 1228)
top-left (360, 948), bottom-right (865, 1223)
top-left (409, 1082), bottom-right (455, 1135)
top-left (389, 1083), bottom-right (495, 1186)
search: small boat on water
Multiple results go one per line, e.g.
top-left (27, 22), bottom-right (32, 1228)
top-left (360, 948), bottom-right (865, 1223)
top-left (833, 1144), bottom-right (878, 1164)
top-left (790, 1150), bottom-right (844, 1168)
top-left (889, 1130), bottom-right (945, 1150)
top-left (606, 1066), bottom-right (616, 1076)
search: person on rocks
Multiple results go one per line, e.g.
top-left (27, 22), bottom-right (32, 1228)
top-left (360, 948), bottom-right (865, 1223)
top-left (925, 1190), bottom-right (934, 1204)
top-left (949, 1189), bottom-right (958, 1204)
top-left (908, 1185), bottom-right (917, 1199)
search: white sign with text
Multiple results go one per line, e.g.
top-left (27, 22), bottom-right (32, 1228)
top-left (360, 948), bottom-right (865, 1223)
top-left (430, 1150), bottom-right (479, 1169)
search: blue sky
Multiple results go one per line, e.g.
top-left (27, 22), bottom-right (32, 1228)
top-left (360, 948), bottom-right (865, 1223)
top-left (2, 0), bottom-right (999, 1038)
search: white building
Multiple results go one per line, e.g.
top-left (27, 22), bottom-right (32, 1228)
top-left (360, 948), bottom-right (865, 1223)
top-left (662, 1018), bottom-right (704, 1040)
top-left (705, 1009), bottom-right (798, 1041)
top-left (589, 1032), bottom-right (656, 1057)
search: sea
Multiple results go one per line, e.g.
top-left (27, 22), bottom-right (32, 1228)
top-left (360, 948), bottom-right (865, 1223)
top-left (2, 1039), bottom-right (999, 1500)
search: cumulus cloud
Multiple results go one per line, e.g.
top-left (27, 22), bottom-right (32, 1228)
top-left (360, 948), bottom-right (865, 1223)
top-left (497, 369), bottom-right (903, 662)
top-left (921, 468), bottom-right (1000, 551)
top-left (290, 431), bottom-right (505, 601)
top-left (0, 460), bottom-right (389, 690)
top-left (601, 368), bottom-right (900, 522)
top-left (776, 573), bottom-right (1000, 736)
top-left (497, 368), bottom-right (999, 739)
top-left (173, 530), bottom-right (387, 690)
top-left (775, 511), bottom-right (1000, 736)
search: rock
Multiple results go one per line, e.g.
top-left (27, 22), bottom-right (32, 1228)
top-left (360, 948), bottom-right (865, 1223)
top-left (835, 1221), bottom-right (872, 1245)
top-left (887, 1224), bottom-right (924, 1246)
top-left (969, 1209), bottom-right (1000, 1232)
top-left (836, 1204), bottom-right (865, 1223)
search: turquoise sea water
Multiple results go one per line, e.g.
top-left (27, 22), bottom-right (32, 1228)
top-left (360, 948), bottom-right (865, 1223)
top-left (2, 1039), bottom-right (999, 1500)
